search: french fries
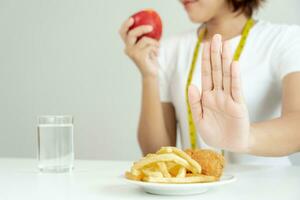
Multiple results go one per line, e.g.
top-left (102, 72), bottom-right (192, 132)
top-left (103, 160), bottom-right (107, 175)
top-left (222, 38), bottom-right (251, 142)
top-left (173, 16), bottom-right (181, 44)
top-left (125, 146), bottom-right (219, 184)
top-left (176, 167), bottom-right (186, 178)
top-left (157, 146), bottom-right (202, 174)
top-left (157, 162), bottom-right (171, 178)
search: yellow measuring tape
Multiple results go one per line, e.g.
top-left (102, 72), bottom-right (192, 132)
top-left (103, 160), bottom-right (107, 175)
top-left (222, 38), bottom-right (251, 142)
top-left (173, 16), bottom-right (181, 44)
top-left (185, 18), bottom-right (255, 149)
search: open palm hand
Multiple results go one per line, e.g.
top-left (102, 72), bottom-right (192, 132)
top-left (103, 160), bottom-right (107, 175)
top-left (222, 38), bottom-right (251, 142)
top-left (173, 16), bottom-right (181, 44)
top-left (189, 34), bottom-right (250, 152)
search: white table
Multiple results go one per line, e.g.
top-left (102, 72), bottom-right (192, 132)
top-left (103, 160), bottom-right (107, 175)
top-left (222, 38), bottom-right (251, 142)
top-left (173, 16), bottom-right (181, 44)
top-left (0, 158), bottom-right (299, 200)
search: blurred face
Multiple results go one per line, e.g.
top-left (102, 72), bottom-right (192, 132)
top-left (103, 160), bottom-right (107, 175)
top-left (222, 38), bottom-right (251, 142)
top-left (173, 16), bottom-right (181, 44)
top-left (180, 0), bottom-right (230, 23)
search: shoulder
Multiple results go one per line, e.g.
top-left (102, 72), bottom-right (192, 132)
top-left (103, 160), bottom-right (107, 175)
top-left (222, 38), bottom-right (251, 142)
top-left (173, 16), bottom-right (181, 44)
top-left (253, 20), bottom-right (300, 44)
top-left (161, 29), bottom-right (197, 46)
top-left (253, 21), bottom-right (300, 79)
top-left (160, 29), bottom-right (197, 55)
top-left (250, 20), bottom-right (300, 61)
top-left (255, 20), bottom-right (300, 33)
top-left (158, 29), bottom-right (197, 67)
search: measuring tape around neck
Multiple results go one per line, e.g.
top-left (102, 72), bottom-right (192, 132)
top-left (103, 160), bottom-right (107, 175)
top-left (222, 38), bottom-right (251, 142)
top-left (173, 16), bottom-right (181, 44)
top-left (185, 18), bottom-right (255, 149)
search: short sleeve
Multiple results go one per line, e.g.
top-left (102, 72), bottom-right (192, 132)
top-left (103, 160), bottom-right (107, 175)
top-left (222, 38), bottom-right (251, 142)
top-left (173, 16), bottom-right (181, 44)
top-left (276, 25), bottom-right (300, 80)
top-left (157, 38), bottom-right (177, 102)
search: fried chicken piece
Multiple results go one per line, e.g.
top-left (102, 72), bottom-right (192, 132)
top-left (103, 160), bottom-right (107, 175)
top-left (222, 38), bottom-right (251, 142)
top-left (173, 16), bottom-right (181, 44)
top-left (185, 149), bottom-right (225, 178)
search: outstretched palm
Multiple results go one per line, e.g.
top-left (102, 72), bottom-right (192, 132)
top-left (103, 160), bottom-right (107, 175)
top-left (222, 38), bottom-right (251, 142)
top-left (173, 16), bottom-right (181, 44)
top-left (189, 35), bottom-right (250, 152)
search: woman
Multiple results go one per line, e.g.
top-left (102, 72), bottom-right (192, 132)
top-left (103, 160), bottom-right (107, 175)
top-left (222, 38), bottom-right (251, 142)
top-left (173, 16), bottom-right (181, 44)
top-left (119, 0), bottom-right (300, 164)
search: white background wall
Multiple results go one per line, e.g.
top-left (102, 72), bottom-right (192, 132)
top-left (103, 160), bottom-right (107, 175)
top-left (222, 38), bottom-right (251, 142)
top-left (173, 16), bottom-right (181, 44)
top-left (0, 0), bottom-right (299, 162)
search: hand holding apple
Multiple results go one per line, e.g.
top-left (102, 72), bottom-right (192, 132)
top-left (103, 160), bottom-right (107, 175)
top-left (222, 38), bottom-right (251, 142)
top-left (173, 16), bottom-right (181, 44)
top-left (129, 9), bottom-right (163, 41)
top-left (119, 10), bottom-right (163, 78)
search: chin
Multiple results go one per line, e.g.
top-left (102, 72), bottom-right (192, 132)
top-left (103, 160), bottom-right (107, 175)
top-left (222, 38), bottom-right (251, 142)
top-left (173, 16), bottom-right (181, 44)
top-left (183, 1), bottom-right (213, 24)
top-left (187, 12), bottom-right (211, 24)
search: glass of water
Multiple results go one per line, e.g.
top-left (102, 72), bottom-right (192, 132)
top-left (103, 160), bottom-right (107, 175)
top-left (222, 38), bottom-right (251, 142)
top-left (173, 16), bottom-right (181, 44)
top-left (37, 115), bottom-right (74, 173)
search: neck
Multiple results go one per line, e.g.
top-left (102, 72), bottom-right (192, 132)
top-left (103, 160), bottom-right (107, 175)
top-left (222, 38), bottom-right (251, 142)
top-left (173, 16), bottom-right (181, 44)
top-left (204, 13), bottom-right (249, 41)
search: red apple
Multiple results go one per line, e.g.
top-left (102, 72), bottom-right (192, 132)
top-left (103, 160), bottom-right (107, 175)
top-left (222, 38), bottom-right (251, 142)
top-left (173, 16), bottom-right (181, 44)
top-left (129, 9), bottom-right (163, 41)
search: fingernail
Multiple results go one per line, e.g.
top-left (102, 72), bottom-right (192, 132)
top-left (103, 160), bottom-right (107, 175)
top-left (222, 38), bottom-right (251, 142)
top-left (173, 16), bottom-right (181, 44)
top-left (204, 42), bottom-right (209, 48)
top-left (213, 34), bottom-right (222, 51)
top-left (214, 34), bottom-right (222, 42)
top-left (224, 41), bottom-right (230, 50)
top-left (128, 18), bottom-right (134, 25)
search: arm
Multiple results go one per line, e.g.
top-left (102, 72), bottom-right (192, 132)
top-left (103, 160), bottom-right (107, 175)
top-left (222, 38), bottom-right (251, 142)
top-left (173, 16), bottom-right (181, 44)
top-left (188, 34), bottom-right (300, 157)
top-left (138, 78), bottom-right (177, 154)
top-left (119, 18), bottom-right (177, 156)
top-left (249, 72), bottom-right (300, 156)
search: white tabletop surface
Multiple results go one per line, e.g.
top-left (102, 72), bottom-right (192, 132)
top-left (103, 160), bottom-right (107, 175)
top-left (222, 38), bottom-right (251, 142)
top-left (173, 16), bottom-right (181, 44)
top-left (0, 158), bottom-right (299, 200)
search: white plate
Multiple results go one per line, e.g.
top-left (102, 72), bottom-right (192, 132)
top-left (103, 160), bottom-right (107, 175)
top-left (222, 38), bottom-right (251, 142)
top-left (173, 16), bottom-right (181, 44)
top-left (124, 174), bottom-right (236, 196)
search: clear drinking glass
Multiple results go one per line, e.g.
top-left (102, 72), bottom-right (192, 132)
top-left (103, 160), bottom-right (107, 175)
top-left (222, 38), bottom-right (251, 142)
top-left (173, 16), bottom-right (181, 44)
top-left (37, 115), bottom-right (74, 173)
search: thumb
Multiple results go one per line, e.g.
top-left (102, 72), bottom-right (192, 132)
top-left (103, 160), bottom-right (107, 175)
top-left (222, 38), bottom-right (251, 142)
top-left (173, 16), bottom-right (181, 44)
top-left (188, 85), bottom-right (202, 122)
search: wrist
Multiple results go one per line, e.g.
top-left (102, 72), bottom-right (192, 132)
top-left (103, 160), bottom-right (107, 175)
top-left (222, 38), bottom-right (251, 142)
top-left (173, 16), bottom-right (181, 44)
top-left (142, 75), bottom-right (158, 83)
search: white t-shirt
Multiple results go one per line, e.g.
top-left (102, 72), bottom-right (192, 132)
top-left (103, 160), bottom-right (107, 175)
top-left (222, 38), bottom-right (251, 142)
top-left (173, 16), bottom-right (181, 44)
top-left (158, 20), bottom-right (300, 165)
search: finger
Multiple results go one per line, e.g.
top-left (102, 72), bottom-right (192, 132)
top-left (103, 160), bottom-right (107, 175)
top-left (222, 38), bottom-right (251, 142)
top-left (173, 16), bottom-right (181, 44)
top-left (188, 85), bottom-right (203, 121)
top-left (210, 34), bottom-right (223, 90)
top-left (201, 42), bottom-right (213, 92)
top-left (136, 37), bottom-right (160, 49)
top-left (222, 41), bottom-right (232, 95)
top-left (126, 25), bottom-right (153, 46)
top-left (119, 18), bottom-right (134, 41)
top-left (149, 51), bottom-right (156, 60)
top-left (149, 47), bottom-right (159, 59)
top-left (143, 45), bottom-right (159, 56)
top-left (231, 61), bottom-right (243, 103)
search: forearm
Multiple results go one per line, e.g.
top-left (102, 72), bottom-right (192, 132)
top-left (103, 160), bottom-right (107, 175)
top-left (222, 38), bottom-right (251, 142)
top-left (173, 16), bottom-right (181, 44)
top-left (138, 77), bottom-right (171, 155)
top-left (249, 112), bottom-right (300, 156)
